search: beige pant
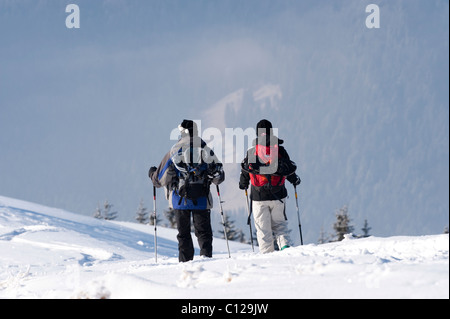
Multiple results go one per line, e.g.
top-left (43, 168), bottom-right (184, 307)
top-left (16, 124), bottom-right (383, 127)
top-left (252, 199), bottom-right (291, 254)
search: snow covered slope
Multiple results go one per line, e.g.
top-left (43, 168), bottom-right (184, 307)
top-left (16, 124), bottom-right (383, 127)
top-left (0, 195), bottom-right (448, 299)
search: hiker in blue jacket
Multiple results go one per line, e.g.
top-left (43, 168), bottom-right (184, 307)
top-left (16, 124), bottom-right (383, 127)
top-left (149, 120), bottom-right (225, 262)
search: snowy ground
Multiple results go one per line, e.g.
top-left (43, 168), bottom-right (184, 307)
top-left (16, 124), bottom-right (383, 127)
top-left (0, 195), bottom-right (448, 300)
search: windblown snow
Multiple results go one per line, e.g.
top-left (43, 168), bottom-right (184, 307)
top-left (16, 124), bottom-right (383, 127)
top-left (0, 195), bottom-right (448, 299)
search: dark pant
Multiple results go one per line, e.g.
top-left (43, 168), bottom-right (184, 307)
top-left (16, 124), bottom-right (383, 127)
top-left (174, 209), bottom-right (213, 262)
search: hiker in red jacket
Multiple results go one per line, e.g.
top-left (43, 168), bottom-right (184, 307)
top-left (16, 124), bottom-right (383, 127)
top-left (239, 119), bottom-right (301, 253)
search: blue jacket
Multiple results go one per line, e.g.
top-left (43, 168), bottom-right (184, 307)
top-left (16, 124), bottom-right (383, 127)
top-left (150, 135), bottom-right (224, 210)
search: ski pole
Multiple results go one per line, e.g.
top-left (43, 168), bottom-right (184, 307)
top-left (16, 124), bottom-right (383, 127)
top-left (294, 185), bottom-right (303, 245)
top-left (152, 185), bottom-right (158, 263)
top-left (245, 189), bottom-right (255, 252)
top-left (216, 185), bottom-right (231, 258)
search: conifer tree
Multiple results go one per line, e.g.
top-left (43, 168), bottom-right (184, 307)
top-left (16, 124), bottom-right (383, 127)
top-left (218, 214), bottom-right (241, 241)
top-left (361, 219), bottom-right (372, 237)
top-left (332, 205), bottom-right (353, 241)
top-left (135, 199), bottom-right (148, 224)
top-left (102, 200), bottom-right (118, 220)
top-left (93, 205), bottom-right (102, 219)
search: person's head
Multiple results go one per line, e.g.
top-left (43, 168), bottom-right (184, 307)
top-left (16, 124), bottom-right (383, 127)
top-left (256, 119), bottom-right (273, 137)
top-left (178, 119), bottom-right (198, 137)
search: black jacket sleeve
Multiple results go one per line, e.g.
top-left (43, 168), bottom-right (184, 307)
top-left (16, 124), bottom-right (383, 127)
top-left (280, 147), bottom-right (300, 185)
top-left (239, 152), bottom-right (250, 189)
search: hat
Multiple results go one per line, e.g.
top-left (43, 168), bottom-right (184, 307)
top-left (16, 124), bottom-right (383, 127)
top-left (256, 119), bottom-right (273, 136)
top-left (179, 119), bottom-right (198, 137)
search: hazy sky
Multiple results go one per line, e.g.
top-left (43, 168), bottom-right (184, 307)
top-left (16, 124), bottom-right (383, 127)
top-left (1, 0), bottom-right (448, 244)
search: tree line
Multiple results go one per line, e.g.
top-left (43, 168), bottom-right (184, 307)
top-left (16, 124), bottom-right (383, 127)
top-left (93, 200), bottom-right (368, 245)
top-left (94, 201), bottom-right (449, 244)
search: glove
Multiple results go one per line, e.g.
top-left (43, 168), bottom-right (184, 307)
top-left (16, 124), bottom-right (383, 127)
top-left (207, 163), bottom-right (223, 179)
top-left (291, 174), bottom-right (301, 186)
top-left (148, 166), bottom-right (157, 179)
top-left (239, 181), bottom-right (249, 190)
